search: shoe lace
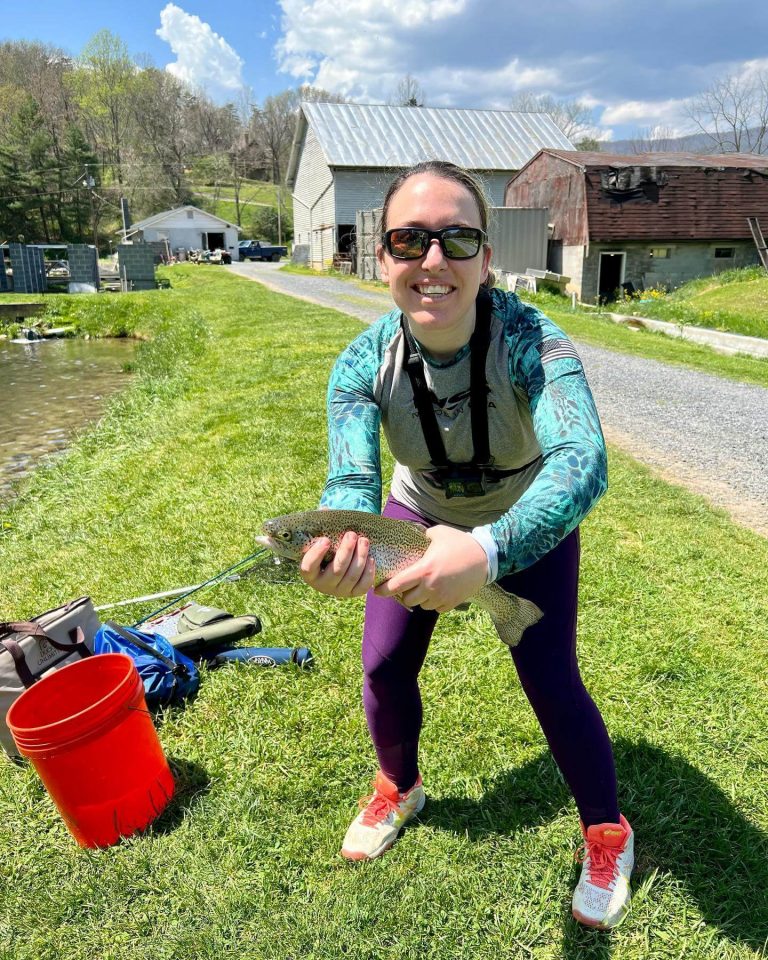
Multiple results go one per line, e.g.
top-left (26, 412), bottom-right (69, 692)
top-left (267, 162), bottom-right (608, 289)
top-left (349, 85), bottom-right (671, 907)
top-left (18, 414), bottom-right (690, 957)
top-left (358, 789), bottom-right (400, 827)
top-left (575, 838), bottom-right (621, 890)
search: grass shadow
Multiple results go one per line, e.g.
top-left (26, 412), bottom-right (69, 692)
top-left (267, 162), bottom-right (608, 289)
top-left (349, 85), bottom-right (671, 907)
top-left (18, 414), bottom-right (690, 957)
top-left (423, 738), bottom-right (768, 953)
top-left (147, 756), bottom-right (212, 836)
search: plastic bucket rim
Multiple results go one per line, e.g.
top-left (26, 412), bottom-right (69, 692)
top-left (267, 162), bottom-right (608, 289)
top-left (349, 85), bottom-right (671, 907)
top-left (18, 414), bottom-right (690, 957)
top-left (7, 653), bottom-right (141, 751)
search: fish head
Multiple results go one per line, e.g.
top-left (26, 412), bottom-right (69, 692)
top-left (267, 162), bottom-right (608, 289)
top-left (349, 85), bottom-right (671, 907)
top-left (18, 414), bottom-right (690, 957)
top-left (255, 511), bottom-right (330, 561)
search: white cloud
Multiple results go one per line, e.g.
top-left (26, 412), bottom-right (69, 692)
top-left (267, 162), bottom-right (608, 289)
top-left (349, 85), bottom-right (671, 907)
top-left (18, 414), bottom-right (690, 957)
top-left (600, 97), bottom-right (688, 127)
top-left (737, 57), bottom-right (768, 81)
top-left (276, 0), bottom-right (468, 94)
top-left (157, 4), bottom-right (244, 93)
top-left (420, 60), bottom-right (561, 111)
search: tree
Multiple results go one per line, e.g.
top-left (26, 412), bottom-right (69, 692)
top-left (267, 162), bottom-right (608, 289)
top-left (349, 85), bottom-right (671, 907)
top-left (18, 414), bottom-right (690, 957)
top-left (509, 92), bottom-right (598, 145)
top-left (0, 95), bottom-right (59, 241)
top-left (249, 85), bottom-right (348, 186)
top-left (389, 74), bottom-right (426, 107)
top-left (248, 203), bottom-right (292, 244)
top-left (249, 90), bottom-right (299, 185)
top-left (685, 71), bottom-right (768, 154)
top-left (70, 30), bottom-right (138, 186)
top-left (129, 67), bottom-right (194, 206)
top-left (61, 124), bottom-right (99, 242)
top-left (628, 125), bottom-right (680, 154)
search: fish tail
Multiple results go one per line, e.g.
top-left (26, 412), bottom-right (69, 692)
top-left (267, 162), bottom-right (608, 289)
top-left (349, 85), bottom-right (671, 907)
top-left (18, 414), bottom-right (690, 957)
top-left (492, 596), bottom-right (543, 648)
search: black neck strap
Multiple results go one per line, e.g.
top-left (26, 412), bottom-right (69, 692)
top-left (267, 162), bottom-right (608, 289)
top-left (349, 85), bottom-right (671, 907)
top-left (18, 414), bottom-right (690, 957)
top-left (401, 292), bottom-right (493, 470)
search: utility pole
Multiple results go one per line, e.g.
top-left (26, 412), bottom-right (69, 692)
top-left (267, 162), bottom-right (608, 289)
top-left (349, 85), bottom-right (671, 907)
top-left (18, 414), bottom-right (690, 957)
top-left (85, 164), bottom-right (98, 252)
top-left (276, 184), bottom-right (282, 246)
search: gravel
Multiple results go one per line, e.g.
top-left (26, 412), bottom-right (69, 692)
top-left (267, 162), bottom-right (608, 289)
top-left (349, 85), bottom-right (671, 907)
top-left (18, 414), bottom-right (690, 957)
top-left (229, 262), bottom-right (768, 536)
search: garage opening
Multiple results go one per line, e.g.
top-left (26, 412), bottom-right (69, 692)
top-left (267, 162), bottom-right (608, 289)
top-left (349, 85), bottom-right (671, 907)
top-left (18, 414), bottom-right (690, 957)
top-left (204, 232), bottom-right (225, 252)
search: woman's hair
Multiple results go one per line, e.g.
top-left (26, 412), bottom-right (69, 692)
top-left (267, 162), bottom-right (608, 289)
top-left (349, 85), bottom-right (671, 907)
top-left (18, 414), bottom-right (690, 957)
top-left (379, 160), bottom-right (496, 288)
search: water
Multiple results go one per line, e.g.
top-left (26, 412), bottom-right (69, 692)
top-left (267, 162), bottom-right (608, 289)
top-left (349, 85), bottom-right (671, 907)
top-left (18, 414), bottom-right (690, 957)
top-left (0, 337), bottom-right (137, 499)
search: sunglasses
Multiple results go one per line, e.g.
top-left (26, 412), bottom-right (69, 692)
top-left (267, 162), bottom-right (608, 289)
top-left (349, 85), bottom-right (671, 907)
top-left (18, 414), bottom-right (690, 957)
top-left (382, 226), bottom-right (486, 260)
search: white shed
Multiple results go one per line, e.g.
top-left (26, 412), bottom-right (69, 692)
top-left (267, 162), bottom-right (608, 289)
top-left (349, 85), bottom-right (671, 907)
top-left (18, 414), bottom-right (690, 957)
top-left (120, 206), bottom-right (241, 259)
top-left (285, 102), bottom-right (574, 269)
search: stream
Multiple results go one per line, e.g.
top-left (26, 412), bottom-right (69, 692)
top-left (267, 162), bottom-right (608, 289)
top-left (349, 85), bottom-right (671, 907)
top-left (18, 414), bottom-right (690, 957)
top-left (0, 337), bottom-right (137, 500)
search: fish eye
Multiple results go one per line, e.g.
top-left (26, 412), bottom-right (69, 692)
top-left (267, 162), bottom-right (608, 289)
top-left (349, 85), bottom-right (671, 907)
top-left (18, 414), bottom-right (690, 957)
top-left (276, 530), bottom-right (291, 540)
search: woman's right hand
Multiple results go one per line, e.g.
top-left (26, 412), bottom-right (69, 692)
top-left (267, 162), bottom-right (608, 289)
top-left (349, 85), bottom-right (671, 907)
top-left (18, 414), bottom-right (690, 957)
top-left (299, 531), bottom-right (376, 598)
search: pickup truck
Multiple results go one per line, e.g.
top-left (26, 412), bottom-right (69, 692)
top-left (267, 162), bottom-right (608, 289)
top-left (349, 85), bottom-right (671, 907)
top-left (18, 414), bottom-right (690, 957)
top-left (238, 239), bottom-right (288, 262)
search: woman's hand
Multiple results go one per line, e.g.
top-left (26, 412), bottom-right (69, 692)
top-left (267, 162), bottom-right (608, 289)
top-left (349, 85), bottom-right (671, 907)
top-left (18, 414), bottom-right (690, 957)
top-left (374, 525), bottom-right (488, 613)
top-left (299, 531), bottom-right (376, 598)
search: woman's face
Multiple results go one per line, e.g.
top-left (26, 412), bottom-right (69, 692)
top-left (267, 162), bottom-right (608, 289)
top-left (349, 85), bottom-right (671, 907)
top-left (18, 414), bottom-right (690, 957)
top-left (377, 173), bottom-right (492, 354)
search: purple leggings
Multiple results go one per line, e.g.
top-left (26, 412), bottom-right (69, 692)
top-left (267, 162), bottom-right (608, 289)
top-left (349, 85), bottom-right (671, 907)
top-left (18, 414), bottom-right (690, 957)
top-left (362, 497), bottom-right (619, 828)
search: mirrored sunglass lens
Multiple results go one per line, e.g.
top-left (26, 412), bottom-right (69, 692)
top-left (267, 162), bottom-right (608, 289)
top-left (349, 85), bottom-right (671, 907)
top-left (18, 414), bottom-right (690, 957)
top-left (443, 229), bottom-right (481, 258)
top-left (389, 230), bottom-right (427, 258)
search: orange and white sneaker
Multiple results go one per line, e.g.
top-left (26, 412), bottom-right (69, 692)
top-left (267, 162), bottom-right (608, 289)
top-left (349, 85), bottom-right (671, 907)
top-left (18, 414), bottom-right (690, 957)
top-left (572, 815), bottom-right (634, 929)
top-left (341, 770), bottom-right (425, 861)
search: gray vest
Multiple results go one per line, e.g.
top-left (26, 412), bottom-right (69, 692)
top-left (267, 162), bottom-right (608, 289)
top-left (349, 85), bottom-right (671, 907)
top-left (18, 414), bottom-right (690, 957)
top-left (374, 316), bottom-right (542, 529)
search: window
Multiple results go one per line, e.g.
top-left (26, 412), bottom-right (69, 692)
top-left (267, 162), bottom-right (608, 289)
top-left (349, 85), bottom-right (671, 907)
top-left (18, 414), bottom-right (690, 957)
top-left (650, 247), bottom-right (670, 259)
top-left (186, 210), bottom-right (194, 220)
top-left (714, 247), bottom-right (735, 259)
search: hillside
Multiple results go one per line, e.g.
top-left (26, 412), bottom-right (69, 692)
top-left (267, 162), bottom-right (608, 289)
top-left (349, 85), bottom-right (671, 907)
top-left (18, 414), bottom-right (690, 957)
top-left (188, 178), bottom-right (292, 239)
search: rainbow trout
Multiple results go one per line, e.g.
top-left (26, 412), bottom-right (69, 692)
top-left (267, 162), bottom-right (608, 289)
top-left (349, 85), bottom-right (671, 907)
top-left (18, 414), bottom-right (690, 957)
top-left (255, 509), bottom-right (542, 647)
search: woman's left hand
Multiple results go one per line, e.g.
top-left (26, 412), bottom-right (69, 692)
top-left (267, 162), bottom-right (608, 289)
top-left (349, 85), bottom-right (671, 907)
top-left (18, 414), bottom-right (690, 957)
top-left (374, 525), bottom-right (489, 613)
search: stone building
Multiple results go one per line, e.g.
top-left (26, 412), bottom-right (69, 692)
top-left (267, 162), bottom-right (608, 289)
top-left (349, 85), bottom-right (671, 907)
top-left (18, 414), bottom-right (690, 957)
top-left (504, 150), bottom-right (768, 302)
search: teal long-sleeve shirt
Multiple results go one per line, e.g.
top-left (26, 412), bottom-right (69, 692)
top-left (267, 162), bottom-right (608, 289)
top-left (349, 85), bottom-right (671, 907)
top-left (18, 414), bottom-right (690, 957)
top-left (320, 287), bottom-right (607, 578)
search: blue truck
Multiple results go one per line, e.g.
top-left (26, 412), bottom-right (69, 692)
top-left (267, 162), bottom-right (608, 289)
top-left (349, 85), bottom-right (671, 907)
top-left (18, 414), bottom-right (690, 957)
top-left (238, 239), bottom-right (288, 262)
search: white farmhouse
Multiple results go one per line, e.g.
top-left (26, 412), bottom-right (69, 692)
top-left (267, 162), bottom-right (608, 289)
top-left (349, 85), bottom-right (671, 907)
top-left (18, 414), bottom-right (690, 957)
top-left (120, 206), bottom-right (241, 259)
top-left (286, 102), bottom-right (574, 269)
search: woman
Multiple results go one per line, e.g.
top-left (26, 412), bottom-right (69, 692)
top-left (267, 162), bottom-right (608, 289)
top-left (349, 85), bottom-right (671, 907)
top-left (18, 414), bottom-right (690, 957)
top-left (299, 160), bottom-right (634, 930)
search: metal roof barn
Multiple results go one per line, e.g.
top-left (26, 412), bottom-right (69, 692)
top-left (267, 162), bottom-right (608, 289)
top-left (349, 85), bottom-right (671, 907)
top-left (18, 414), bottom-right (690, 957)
top-left (289, 102), bottom-right (574, 174)
top-left (287, 102), bottom-right (574, 270)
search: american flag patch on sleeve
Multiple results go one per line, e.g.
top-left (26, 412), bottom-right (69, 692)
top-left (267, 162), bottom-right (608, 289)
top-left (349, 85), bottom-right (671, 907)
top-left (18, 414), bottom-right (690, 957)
top-left (537, 338), bottom-right (581, 364)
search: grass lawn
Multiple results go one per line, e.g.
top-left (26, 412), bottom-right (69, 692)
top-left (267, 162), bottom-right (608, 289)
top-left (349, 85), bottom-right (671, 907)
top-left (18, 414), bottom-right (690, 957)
top-left (1, 267), bottom-right (767, 959)
top-left (614, 267), bottom-right (768, 339)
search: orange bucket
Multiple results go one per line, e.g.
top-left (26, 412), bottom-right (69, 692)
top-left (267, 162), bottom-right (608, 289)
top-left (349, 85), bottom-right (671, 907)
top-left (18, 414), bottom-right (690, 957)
top-left (7, 653), bottom-right (175, 848)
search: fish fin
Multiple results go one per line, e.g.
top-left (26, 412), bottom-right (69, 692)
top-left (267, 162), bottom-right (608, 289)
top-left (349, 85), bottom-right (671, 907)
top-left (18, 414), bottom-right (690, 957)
top-left (492, 596), bottom-right (543, 648)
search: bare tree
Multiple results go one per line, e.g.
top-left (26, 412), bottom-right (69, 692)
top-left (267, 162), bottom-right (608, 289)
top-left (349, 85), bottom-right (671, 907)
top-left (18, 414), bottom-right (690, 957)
top-left (685, 71), bottom-right (768, 154)
top-left (509, 92), bottom-right (597, 145)
top-left (628, 125), bottom-right (681, 154)
top-left (129, 68), bottom-right (194, 206)
top-left (389, 74), bottom-right (426, 107)
top-left (296, 84), bottom-right (347, 104)
top-left (249, 86), bottom-right (347, 186)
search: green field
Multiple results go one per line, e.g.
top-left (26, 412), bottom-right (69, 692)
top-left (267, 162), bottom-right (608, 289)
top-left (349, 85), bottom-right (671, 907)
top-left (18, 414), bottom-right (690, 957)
top-left (616, 266), bottom-right (768, 339)
top-left (0, 268), bottom-right (766, 959)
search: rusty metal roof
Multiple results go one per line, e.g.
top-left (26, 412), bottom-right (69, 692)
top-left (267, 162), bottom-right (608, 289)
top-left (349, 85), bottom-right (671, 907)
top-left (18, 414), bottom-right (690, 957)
top-left (542, 149), bottom-right (768, 169)
top-left (298, 102), bottom-right (574, 172)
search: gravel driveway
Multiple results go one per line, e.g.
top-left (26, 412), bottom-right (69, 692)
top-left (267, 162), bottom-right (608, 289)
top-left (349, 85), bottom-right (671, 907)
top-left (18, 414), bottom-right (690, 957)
top-left (229, 262), bottom-right (768, 537)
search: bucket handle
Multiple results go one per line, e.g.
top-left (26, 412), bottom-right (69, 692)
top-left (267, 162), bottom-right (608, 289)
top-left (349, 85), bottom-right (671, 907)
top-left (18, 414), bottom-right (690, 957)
top-left (0, 626), bottom-right (88, 688)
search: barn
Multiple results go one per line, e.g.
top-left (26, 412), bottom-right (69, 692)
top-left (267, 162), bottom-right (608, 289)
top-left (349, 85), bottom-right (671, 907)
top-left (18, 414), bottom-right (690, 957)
top-left (120, 206), bottom-right (241, 260)
top-left (285, 101), bottom-right (574, 269)
top-left (504, 150), bottom-right (768, 302)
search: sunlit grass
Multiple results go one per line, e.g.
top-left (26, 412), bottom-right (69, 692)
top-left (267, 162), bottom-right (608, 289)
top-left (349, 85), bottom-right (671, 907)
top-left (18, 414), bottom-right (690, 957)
top-left (0, 267), bottom-right (766, 959)
top-left (610, 265), bottom-right (768, 339)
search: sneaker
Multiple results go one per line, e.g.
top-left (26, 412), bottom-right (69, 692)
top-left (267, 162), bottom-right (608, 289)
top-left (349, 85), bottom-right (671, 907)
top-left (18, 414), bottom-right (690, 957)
top-left (572, 815), bottom-right (634, 929)
top-left (341, 770), bottom-right (425, 861)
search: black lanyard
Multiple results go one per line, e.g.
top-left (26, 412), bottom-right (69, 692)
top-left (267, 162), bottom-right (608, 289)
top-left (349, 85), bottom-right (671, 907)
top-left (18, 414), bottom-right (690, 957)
top-left (401, 291), bottom-right (494, 472)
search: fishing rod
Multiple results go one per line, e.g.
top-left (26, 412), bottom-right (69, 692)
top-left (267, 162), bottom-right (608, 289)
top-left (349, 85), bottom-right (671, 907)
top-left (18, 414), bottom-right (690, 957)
top-left (94, 547), bottom-right (270, 624)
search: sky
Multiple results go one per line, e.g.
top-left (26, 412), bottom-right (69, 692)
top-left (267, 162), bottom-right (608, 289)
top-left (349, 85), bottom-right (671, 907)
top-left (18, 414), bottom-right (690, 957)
top-left (3, 0), bottom-right (768, 142)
